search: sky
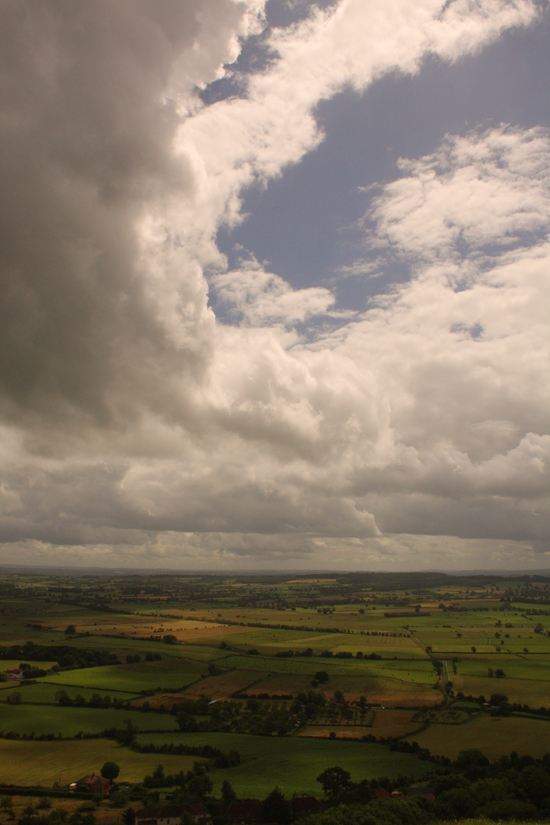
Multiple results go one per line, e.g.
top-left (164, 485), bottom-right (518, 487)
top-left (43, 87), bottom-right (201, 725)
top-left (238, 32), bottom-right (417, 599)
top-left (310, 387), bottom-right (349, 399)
top-left (1, 0), bottom-right (550, 573)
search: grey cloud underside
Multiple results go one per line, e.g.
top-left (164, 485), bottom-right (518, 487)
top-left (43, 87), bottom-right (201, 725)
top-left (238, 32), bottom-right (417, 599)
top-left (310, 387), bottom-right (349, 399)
top-left (1, 0), bottom-right (549, 565)
top-left (0, 459), bottom-right (379, 544)
top-left (0, 0), bottom-right (222, 439)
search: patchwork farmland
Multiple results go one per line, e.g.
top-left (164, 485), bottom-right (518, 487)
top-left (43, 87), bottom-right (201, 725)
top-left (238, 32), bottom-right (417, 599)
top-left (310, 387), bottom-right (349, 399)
top-left (1, 569), bottom-right (550, 817)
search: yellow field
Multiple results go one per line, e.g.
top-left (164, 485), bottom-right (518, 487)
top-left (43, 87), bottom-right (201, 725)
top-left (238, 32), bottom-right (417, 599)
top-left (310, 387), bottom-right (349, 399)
top-left (0, 796), bottom-right (121, 825)
top-left (297, 727), bottom-right (367, 739)
top-left (405, 714), bottom-right (550, 760)
top-left (370, 708), bottom-right (426, 738)
top-left (455, 674), bottom-right (550, 706)
top-left (0, 739), bottom-right (196, 785)
top-left (40, 615), bottom-right (249, 642)
top-left (181, 669), bottom-right (268, 699)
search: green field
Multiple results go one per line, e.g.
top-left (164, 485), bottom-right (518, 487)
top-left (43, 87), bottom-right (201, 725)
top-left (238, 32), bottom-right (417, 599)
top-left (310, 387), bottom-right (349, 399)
top-left (0, 703), bottom-right (178, 736)
top-left (136, 731), bottom-right (427, 797)
top-left (43, 663), bottom-right (203, 692)
top-left (0, 682), bottom-right (141, 703)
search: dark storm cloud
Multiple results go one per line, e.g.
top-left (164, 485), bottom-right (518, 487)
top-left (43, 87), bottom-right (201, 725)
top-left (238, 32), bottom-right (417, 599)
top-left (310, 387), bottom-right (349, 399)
top-left (0, 0), bottom-right (233, 445)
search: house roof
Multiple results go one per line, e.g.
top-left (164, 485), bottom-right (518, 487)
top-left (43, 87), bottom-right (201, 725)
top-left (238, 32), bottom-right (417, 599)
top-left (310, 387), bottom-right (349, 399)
top-left (371, 788), bottom-right (391, 800)
top-left (224, 800), bottom-right (261, 823)
top-left (184, 804), bottom-right (211, 818)
top-left (289, 795), bottom-right (322, 817)
top-left (76, 774), bottom-right (110, 789)
top-left (137, 806), bottom-right (186, 820)
top-left (136, 804), bottom-right (211, 821)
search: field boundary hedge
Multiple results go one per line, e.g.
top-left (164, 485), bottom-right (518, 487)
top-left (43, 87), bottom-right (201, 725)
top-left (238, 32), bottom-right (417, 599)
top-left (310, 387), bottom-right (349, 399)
top-left (0, 787), bottom-right (91, 799)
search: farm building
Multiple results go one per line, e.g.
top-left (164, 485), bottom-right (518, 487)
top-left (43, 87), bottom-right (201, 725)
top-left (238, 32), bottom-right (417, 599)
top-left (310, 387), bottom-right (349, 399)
top-left (371, 788), bottom-right (391, 800)
top-left (136, 803), bottom-right (212, 825)
top-left (289, 795), bottom-right (323, 819)
top-left (405, 786), bottom-right (435, 799)
top-left (73, 773), bottom-right (111, 794)
top-left (6, 669), bottom-right (24, 681)
top-left (224, 800), bottom-right (261, 825)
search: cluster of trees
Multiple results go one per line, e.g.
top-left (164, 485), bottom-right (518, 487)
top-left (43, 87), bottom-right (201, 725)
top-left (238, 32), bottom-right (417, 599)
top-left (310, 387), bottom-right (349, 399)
top-left (275, 648), bottom-right (314, 658)
top-left (316, 766), bottom-right (414, 800)
top-left (220, 619), bottom-right (346, 635)
top-left (142, 763), bottom-right (211, 794)
top-left (0, 642), bottom-right (119, 671)
top-left (136, 763), bottom-right (216, 803)
top-left (13, 801), bottom-right (97, 825)
top-left (55, 691), bottom-right (132, 709)
top-left (455, 691), bottom-right (550, 719)
top-left (133, 742), bottom-right (241, 768)
top-left (126, 653), bottom-right (162, 664)
top-left (248, 646), bottom-right (387, 661)
top-left (320, 650), bottom-right (382, 660)
top-left (299, 750), bottom-right (550, 825)
top-left (0, 727), bottom-right (61, 740)
top-left (235, 692), bottom-right (293, 700)
top-left (168, 689), bottom-right (383, 736)
top-left (172, 690), bottom-right (341, 736)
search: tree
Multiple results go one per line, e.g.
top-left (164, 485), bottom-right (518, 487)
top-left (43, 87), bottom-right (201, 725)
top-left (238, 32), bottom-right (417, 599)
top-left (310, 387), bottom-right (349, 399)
top-left (494, 668), bottom-right (506, 678)
top-left (221, 780), bottom-right (236, 805)
top-left (122, 809), bottom-right (135, 825)
top-left (471, 646), bottom-right (476, 653)
top-left (187, 766), bottom-right (212, 801)
top-left (116, 719), bottom-right (137, 746)
top-left (317, 766), bottom-right (352, 798)
top-left (260, 788), bottom-right (291, 825)
top-left (101, 762), bottom-right (120, 782)
top-left (65, 625), bottom-right (77, 635)
top-left (519, 765), bottom-right (550, 805)
top-left (455, 749), bottom-right (489, 774)
top-left (150, 765), bottom-right (166, 786)
top-left (314, 671), bottom-right (329, 684)
top-left (55, 690), bottom-right (72, 706)
top-left (176, 711), bottom-right (198, 732)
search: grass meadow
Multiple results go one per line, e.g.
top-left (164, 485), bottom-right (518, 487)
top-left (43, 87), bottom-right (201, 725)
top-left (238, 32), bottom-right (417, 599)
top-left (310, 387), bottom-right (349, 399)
top-left (405, 714), bottom-right (550, 760)
top-left (0, 703), bottom-right (178, 736)
top-left (136, 731), bottom-right (427, 797)
top-left (46, 662), bottom-right (204, 692)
